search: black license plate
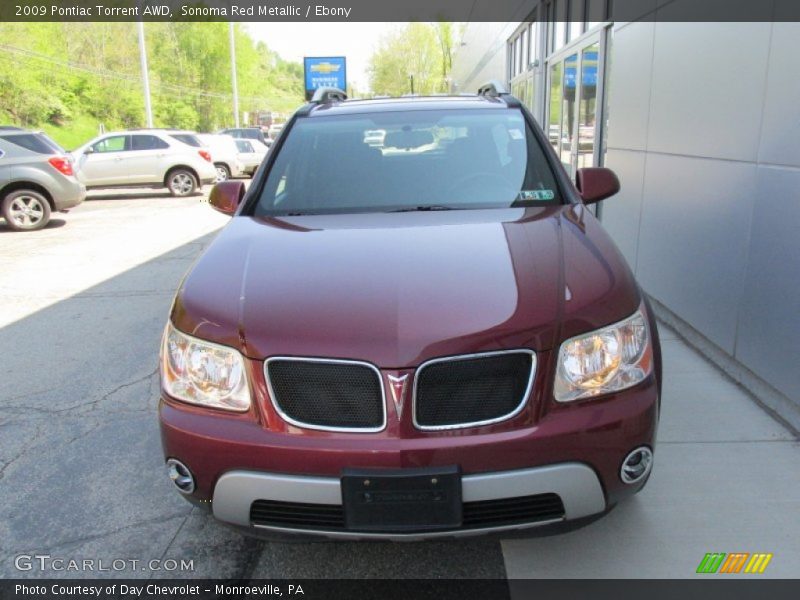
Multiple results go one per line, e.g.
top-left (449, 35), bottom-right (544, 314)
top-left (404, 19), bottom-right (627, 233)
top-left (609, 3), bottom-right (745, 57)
top-left (341, 466), bottom-right (462, 532)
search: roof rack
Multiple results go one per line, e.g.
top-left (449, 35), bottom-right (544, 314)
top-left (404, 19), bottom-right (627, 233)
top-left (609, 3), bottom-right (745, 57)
top-left (311, 87), bottom-right (348, 104)
top-left (477, 80), bottom-right (510, 98)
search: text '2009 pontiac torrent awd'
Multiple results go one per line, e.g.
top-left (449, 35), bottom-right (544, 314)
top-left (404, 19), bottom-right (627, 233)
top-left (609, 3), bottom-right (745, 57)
top-left (159, 84), bottom-right (662, 540)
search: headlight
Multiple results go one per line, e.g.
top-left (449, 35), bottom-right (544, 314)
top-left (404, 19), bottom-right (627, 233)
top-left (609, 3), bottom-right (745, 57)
top-left (160, 322), bottom-right (250, 411)
top-left (554, 306), bottom-right (653, 402)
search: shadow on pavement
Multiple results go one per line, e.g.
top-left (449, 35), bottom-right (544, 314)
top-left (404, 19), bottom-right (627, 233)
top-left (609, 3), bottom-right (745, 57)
top-left (0, 231), bottom-right (507, 580)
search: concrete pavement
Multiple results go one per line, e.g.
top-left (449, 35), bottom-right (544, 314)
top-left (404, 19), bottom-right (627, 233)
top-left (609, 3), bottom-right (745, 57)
top-left (0, 191), bottom-right (797, 579)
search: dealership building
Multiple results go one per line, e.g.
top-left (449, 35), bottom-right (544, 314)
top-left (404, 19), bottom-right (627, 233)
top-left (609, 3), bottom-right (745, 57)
top-left (451, 2), bottom-right (799, 428)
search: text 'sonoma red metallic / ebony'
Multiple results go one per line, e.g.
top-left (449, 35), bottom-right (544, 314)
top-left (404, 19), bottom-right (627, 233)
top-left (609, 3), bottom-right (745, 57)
top-left (159, 84), bottom-right (661, 540)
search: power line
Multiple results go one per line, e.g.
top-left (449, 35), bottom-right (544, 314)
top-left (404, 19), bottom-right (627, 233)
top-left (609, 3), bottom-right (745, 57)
top-left (0, 43), bottom-right (275, 104)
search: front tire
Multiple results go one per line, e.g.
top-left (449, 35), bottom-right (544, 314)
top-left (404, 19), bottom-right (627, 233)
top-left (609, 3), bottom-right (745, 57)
top-left (2, 189), bottom-right (51, 231)
top-left (167, 169), bottom-right (198, 197)
top-left (214, 163), bottom-right (230, 183)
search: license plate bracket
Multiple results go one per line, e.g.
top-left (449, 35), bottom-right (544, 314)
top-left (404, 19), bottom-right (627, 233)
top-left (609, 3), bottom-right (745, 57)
top-left (341, 466), bottom-right (462, 532)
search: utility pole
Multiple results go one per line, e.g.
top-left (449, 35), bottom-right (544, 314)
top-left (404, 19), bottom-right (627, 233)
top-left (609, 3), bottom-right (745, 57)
top-left (137, 21), bottom-right (154, 128)
top-left (229, 22), bottom-right (240, 127)
top-left (409, 74), bottom-right (415, 95)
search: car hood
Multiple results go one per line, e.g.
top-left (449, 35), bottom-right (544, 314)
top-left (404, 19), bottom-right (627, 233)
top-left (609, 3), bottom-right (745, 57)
top-left (172, 205), bottom-right (640, 367)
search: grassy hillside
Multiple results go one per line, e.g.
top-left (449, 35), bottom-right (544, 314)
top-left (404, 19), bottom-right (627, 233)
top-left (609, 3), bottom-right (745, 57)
top-left (0, 23), bottom-right (304, 150)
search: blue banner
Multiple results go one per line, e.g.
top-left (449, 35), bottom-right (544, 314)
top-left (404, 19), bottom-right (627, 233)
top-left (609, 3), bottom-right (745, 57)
top-left (304, 56), bottom-right (347, 99)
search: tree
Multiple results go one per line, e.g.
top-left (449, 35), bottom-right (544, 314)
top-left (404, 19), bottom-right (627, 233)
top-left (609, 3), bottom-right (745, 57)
top-left (368, 23), bottom-right (459, 96)
top-left (0, 23), bottom-right (305, 147)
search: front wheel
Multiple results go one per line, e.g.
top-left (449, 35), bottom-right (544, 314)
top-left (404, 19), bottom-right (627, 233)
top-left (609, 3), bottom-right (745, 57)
top-left (214, 163), bottom-right (230, 183)
top-left (167, 169), bottom-right (198, 197)
top-left (2, 189), bottom-right (51, 231)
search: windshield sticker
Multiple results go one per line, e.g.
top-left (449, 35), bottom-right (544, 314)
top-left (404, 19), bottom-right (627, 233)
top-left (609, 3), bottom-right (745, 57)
top-left (518, 190), bottom-right (555, 201)
top-left (508, 128), bottom-right (524, 140)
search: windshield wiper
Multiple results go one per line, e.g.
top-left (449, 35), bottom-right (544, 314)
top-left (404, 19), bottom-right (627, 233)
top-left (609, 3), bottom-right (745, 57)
top-left (388, 205), bottom-right (455, 213)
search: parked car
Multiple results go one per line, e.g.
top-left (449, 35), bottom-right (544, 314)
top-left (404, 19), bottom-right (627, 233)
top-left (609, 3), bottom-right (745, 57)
top-left (72, 130), bottom-right (216, 196)
top-left (159, 85), bottom-right (661, 540)
top-left (196, 133), bottom-right (244, 182)
top-left (0, 129), bottom-right (85, 231)
top-left (219, 127), bottom-right (270, 147)
top-left (234, 139), bottom-right (267, 177)
top-left (267, 122), bottom-right (284, 140)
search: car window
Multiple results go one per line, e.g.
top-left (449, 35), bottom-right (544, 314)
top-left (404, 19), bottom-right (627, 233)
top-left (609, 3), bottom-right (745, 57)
top-left (0, 133), bottom-right (57, 155)
top-left (92, 136), bottom-right (127, 153)
top-left (131, 134), bottom-right (169, 151)
top-left (169, 134), bottom-right (201, 147)
top-left (236, 140), bottom-right (253, 153)
top-left (253, 108), bottom-right (562, 216)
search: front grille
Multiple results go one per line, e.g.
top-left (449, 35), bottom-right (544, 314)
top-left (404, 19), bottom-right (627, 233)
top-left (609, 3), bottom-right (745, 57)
top-left (249, 493), bottom-right (564, 532)
top-left (414, 351), bottom-right (535, 429)
top-left (266, 358), bottom-right (385, 431)
top-left (462, 493), bottom-right (564, 527)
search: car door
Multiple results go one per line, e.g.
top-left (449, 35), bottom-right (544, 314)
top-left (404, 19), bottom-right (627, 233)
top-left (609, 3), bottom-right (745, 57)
top-left (235, 140), bottom-right (258, 170)
top-left (78, 135), bottom-right (130, 186)
top-left (127, 134), bottom-right (170, 184)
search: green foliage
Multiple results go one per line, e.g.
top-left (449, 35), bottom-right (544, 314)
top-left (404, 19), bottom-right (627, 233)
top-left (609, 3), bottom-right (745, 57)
top-left (0, 23), bottom-right (304, 149)
top-left (368, 23), bottom-right (460, 97)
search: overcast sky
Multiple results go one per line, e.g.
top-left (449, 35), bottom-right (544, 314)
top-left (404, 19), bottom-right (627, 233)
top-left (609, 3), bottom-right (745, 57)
top-left (246, 23), bottom-right (397, 92)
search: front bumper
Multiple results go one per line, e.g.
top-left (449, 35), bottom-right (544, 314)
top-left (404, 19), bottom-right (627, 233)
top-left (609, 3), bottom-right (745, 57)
top-left (212, 463), bottom-right (605, 540)
top-left (160, 371), bottom-right (658, 537)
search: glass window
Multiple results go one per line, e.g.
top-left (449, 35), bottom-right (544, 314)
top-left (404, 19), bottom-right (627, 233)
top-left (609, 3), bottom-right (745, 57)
top-left (569, 0), bottom-right (586, 40)
top-left (520, 28), bottom-right (527, 72)
top-left (586, 0), bottom-right (608, 27)
top-left (0, 134), bottom-right (57, 155)
top-left (235, 140), bottom-right (254, 153)
top-left (530, 22), bottom-right (539, 63)
top-left (253, 109), bottom-right (563, 216)
top-left (560, 53), bottom-right (579, 173)
top-left (577, 42), bottom-right (600, 169)
top-left (548, 62), bottom-right (563, 155)
top-left (131, 134), bottom-right (169, 151)
top-left (91, 136), bottom-right (127, 153)
top-left (169, 134), bottom-right (201, 147)
top-left (553, 0), bottom-right (567, 51)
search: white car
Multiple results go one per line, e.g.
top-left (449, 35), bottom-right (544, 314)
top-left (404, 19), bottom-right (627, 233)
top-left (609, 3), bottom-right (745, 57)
top-left (196, 134), bottom-right (244, 182)
top-left (234, 139), bottom-right (268, 177)
top-left (72, 130), bottom-right (217, 196)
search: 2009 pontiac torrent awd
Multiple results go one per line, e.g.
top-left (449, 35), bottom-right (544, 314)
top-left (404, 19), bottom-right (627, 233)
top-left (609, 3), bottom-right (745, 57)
top-left (159, 84), bottom-right (662, 540)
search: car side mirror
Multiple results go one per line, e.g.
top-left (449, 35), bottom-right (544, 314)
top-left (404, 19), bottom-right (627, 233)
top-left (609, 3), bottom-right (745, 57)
top-left (575, 167), bottom-right (620, 204)
top-left (84, 147), bottom-right (94, 155)
top-left (209, 180), bottom-right (245, 216)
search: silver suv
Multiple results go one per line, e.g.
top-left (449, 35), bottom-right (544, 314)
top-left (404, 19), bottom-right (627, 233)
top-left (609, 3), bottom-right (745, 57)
top-left (72, 130), bottom-right (217, 197)
top-left (0, 130), bottom-right (86, 231)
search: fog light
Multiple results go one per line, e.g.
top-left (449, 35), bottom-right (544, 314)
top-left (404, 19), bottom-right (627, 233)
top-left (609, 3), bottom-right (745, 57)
top-left (166, 458), bottom-right (195, 494)
top-left (620, 446), bottom-right (653, 484)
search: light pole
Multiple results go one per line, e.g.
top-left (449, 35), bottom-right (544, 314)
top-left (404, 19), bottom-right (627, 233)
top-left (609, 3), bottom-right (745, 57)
top-left (137, 21), bottom-right (153, 128)
top-left (229, 22), bottom-right (240, 127)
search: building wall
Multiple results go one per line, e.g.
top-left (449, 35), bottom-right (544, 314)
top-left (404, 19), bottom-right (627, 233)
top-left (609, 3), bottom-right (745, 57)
top-left (601, 21), bottom-right (800, 404)
top-left (450, 22), bottom-right (515, 95)
top-left (451, 18), bottom-right (800, 407)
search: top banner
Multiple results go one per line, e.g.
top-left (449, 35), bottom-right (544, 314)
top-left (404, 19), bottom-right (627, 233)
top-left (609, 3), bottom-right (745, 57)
top-left (3, 0), bottom-right (800, 22)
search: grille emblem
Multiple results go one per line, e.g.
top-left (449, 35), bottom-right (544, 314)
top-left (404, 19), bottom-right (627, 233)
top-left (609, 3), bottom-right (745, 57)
top-left (386, 374), bottom-right (409, 419)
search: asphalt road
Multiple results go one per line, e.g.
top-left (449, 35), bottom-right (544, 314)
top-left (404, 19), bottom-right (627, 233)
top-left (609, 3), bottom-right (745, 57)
top-left (0, 188), bottom-right (798, 580)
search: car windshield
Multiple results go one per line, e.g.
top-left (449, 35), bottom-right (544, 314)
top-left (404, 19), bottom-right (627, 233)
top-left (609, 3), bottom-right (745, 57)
top-left (252, 108), bottom-right (562, 216)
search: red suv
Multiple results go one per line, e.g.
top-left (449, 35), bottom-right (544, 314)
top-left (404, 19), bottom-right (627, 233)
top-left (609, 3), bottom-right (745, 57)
top-left (159, 84), bottom-right (661, 540)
